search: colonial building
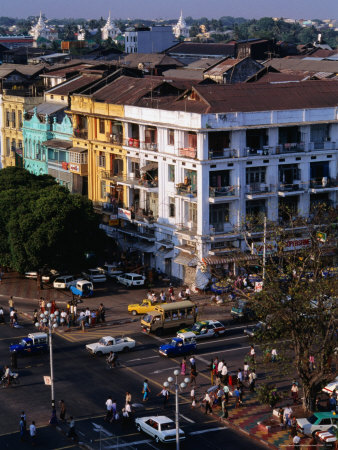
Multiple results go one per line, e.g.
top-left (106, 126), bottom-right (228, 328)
top-left (173, 11), bottom-right (189, 39)
top-left (101, 12), bottom-right (121, 41)
top-left (68, 78), bottom-right (338, 285)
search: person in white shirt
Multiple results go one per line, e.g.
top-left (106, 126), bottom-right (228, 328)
top-left (283, 405), bottom-right (293, 428)
top-left (271, 348), bottom-right (277, 362)
top-left (217, 360), bottom-right (224, 376)
top-left (221, 363), bottom-right (228, 384)
top-left (105, 396), bottom-right (113, 421)
top-left (190, 387), bottom-right (196, 407)
top-left (243, 362), bottom-right (250, 381)
top-left (29, 421), bottom-right (36, 443)
top-left (204, 392), bottom-right (212, 414)
top-left (158, 387), bottom-right (169, 407)
top-left (0, 306), bottom-right (4, 323)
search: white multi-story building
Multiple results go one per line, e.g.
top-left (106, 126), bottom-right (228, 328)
top-left (89, 79), bottom-right (338, 285)
top-left (124, 26), bottom-right (176, 54)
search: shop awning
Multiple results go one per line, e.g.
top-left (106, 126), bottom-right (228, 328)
top-left (156, 246), bottom-right (175, 256)
top-left (141, 162), bottom-right (158, 172)
top-left (202, 253), bottom-right (258, 266)
top-left (69, 147), bottom-right (87, 153)
top-left (42, 139), bottom-right (72, 149)
top-left (174, 251), bottom-right (199, 267)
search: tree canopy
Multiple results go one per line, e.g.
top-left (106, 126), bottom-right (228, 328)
top-left (0, 167), bottom-right (105, 274)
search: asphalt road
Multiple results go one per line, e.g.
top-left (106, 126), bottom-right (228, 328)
top-left (0, 276), bottom-right (265, 449)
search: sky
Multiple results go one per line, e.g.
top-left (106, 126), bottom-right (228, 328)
top-left (1, 0), bottom-right (337, 20)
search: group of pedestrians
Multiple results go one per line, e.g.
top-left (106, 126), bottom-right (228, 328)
top-left (18, 411), bottom-right (36, 444)
top-left (105, 392), bottom-right (133, 427)
top-left (0, 297), bottom-right (19, 327)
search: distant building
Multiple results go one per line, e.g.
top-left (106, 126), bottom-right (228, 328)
top-left (203, 57), bottom-right (264, 84)
top-left (0, 36), bottom-right (34, 49)
top-left (125, 26), bottom-right (176, 54)
top-left (29, 12), bottom-right (58, 47)
top-left (77, 26), bottom-right (86, 41)
top-left (101, 12), bottom-right (121, 41)
top-left (173, 11), bottom-right (189, 39)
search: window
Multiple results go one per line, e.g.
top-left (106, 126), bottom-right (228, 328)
top-left (246, 167), bottom-right (266, 184)
top-left (98, 152), bottom-right (106, 168)
top-left (18, 111), bottom-right (22, 128)
top-left (169, 197), bottom-right (175, 217)
top-left (188, 203), bottom-right (197, 225)
top-left (6, 110), bottom-right (10, 127)
top-left (279, 165), bottom-right (300, 184)
top-left (131, 161), bottom-right (140, 178)
top-left (6, 138), bottom-right (10, 156)
top-left (188, 132), bottom-right (197, 149)
top-left (11, 110), bottom-right (16, 128)
top-left (168, 129), bottom-right (175, 146)
top-left (99, 119), bottom-right (105, 134)
top-left (100, 180), bottom-right (107, 199)
top-left (168, 164), bottom-right (175, 182)
top-left (210, 204), bottom-right (229, 232)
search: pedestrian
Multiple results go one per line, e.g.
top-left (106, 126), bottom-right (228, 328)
top-left (243, 361), bottom-right (249, 381)
top-left (99, 303), bottom-right (106, 322)
top-left (190, 387), bottom-right (196, 407)
top-left (59, 400), bottom-right (66, 421)
top-left (68, 416), bottom-right (77, 440)
top-left (283, 404), bottom-right (293, 429)
top-left (329, 394), bottom-right (337, 411)
top-left (221, 400), bottom-right (228, 419)
top-left (190, 366), bottom-right (197, 386)
top-left (221, 362), bottom-right (228, 385)
top-left (204, 391), bottom-right (212, 414)
top-left (19, 417), bottom-right (25, 441)
top-left (180, 357), bottom-right (186, 375)
top-left (237, 368), bottom-right (243, 384)
top-left (271, 348), bottom-right (277, 362)
top-left (189, 355), bottom-right (196, 370)
top-left (125, 391), bottom-right (132, 407)
top-left (290, 416), bottom-right (298, 437)
top-left (217, 360), bottom-right (224, 380)
top-left (158, 386), bottom-right (169, 407)
top-left (10, 309), bottom-right (15, 327)
top-left (250, 345), bottom-right (256, 364)
top-left (233, 386), bottom-right (240, 408)
top-left (85, 307), bottom-right (90, 325)
top-left (0, 305), bottom-right (5, 324)
top-left (8, 296), bottom-right (14, 313)
top-left (29, 421), bottom-right (36, 446)
top-left (223, 384), bottom-right (230, 403)
top-left (105, 396), bottom-right (113, 422)
top-left (209, 359), bottom-right (214, 385)
top-left (110, 399), bottom-right (117, 422)
top-left (20, 411), bottom-right (27, 431)
top-left (278, 407), bottom-right (284, 426)
top-left (292, 433), bottom-right (301, 449)
top-left (291, 383), bottom-right (299, 404)
top-left (249, 369), bottom-right (256, 392)
top-left (142, 379), bottom-right (150, 402)
top-left (33, 309), bottom-right (38, 326)
top-left (40, 298), bottom-right (45, 313)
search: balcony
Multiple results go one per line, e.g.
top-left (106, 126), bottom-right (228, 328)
top-left (246, 183), bottom-right (276, 199)
top-left (175, 184), bottom-right (197, 200)
top-left (276, 143), bottom-right (305, 154)
top-left (209, 148), bottom-right (239, 159)
top-left (278, 182), bottom-right (306, 196)
top-left (175, 223), bottom-right (198, 237)
top-left (309, 177), bottom-right (338, 193)
top-left (141, 142), bottom-right (158, 151)
top-left (74, 129), bottom-right (88, 139)
top-left (209, 185), bottom-right (239, 203)
top-left (134, 208), bottom-right (158, 225)
top-left (123, 138), bottom-right (140, 149)
top-left (245, 146), bottom-right (270, 157)
top-left (107, 134), bottom-right (123, 145)
top-left (179, 147), bottom-right (197, 159)
top-left (308, 141), bottom-right (336, 151)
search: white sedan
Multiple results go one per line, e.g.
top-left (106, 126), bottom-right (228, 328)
top-left (53, 275), bottom-right (79, 289)
top-left (116, 273), bottom-right (145, 287)
top-left (135, 416), bottom-right (185, 443)
top-left (85, 336), bottom-right (135, 355)
top-left (82, 269), bottom-right (106, 283)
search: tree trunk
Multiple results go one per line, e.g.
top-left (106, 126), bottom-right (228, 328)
top-left (302, 383), bottom-right (317, 413)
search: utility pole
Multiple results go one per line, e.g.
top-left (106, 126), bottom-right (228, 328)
top-left (262, 215), bottom-right (267, 281)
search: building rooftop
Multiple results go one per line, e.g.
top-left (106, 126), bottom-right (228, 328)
top-left (47, 74), bottom-right (103, 96)
top-left (42, 139), bottom-right (72, 149)
top-left (165, 42), bottom-right (236, 57)
top-left (121, 53), bottom-right (183, 69)
top-left (0, 63), bottom-right (46, 78)
top-left (264, 58), bottom-right (338, 75)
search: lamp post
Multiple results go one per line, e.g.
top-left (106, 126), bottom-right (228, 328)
top-left (163, 369), bottom-right (190, 450)
top-left (35, 302), bottom-right (59, 424)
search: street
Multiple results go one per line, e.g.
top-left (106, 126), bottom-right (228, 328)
top-left (0, 274), bottom-right (265, 449)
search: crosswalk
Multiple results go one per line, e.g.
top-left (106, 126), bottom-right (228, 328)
top-left (55, 324), bottom-right (131, 343)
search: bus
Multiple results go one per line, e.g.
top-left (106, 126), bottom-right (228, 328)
top-left (141, 301), bottom-right (197, 336)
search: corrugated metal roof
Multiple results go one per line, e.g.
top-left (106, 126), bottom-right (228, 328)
top-left (0, 63), bottom-right (46, 77)
top-left (42, 139), bottom-right (72, 149)
top-left (174, 251), bottom-right (198, 266)
top-left (202, 253), bottom-right (257, 265)
top-left (166, 42), bottom-right (236, 57)
top-left (47, 74), bottom-right (102, 95)
top-left (28, 102), bottom-right (65, 115)
top-left (122, 53), bottom-right (183, 69)
top-left (162, 69), bottom-right (204, 81)
top-left (265, 58), bottom-right (338, 74)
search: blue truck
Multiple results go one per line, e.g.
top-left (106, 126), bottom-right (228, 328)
top-left (10, 333), bottom-right (48, 354)
top-left (159, 332), bottom-right (197, 357)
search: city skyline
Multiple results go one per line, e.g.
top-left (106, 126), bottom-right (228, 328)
top-left (1, 0), bottom-right (337, 20)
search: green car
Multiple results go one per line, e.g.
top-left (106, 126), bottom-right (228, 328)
top-left (177, 320), bottom-right (226, 339)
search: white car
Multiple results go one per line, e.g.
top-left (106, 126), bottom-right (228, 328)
top-left (135, 416), bottom-right (185, 443)
top-left (53, 275), bottom-right (79, 289)
top-left (85, 336), bottom-right (135, 355)
top-left (82, 269), bottom-right (106, 283)
top-left (316, 426), bottom-right (337, 445)
top-left (98, 264), bottom-right (124, 279)
top-left (322, 376), bottom-right (338, 395)
top-left (116, 273), bottom-right (145, 287)
top-left (296, 413), bottom-right (338, 436)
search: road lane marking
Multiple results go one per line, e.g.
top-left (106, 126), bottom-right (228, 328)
top-left (152, 366), bottom-right (179, 374)
top-left (190, 427), bottom-right (227, 435)
top-left (0, 335), bottom-right (27, 341)
top-left (127, 355), bottom-right (159, 362)
top-left (197, 335), bottom-right (248, 346)
top-left (180, 414), bottom-right (195, 423)
top-left (100, 439), bottom-right (152, 449)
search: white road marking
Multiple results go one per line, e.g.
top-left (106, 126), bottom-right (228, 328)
top-left (198, 335), bottom-right (248, 346)
top-left (198, 346), bottom-right (252, 357)
top-left (190, 427), bottom-right (227, 435)
top-left (180, 414), bottom-right (195, 423)
top-left (152, 366), bottom-right (179, 374)
top-left (103, 439), bottom-right (152, 448)
top-left (92, 422), bottom-right (113, 437)
top-left (127, 355), bottom-right (160, 363)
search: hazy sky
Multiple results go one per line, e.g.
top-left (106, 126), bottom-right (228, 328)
top-left (1, 0), bottom-right (337, 20)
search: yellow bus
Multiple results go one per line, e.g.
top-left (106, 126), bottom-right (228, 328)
top-left (141, 301), bottom-right (197, 336)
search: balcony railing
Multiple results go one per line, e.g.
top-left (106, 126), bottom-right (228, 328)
top-left (108, 134), bottom-right (123, 145)
top-left (179, 147), bottom-right (197, 159)
top-left (134, 209), bottom-right (158, 224)
top-left (124, 138), bottom-right (140, 148)
top-left (209, 185), bottom-right (238, 197)
top-left (175, 184), bottom-right (197, 198)
top-left (209, 148), bottom-right (239, 159)
top-left (310, 177), bottom-right (338, 189)
top-left (276, 143), bottom-right (305, 154)
top-left (246, 183), bottom-right (274, 195)
top-left (308, 141), bottom-right (336, 151)
top-left (74, 129), bottom-right (88, 139)
top-left (245, 147), bottom-right (270, 156)
top-left (278, 182), bottom-right (306, 192)
top-left (141, 142), bottom-right (158, 151)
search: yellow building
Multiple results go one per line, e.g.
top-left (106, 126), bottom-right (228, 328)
top-left (70, 94), bottom-right (126, 208)
top-left (1, 92), bottom-right (43, 168)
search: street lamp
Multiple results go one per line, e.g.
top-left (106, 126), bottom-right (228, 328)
top-left (35, 302), bottom-right (59, 424)
top-left (163, 369), bottom-right (190, 450)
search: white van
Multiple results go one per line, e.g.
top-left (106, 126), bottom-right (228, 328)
top-left (53, 275), bottom-right (78, 289)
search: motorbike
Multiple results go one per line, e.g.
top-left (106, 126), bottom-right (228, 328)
top-left (0, 372), bottom-right (19, 387)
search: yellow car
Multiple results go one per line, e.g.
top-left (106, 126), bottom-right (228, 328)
top-left (128, 299), bottom-right (166, 316)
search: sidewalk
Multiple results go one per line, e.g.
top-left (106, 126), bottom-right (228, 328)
top-left (205, 391), bottom-right (313, 449)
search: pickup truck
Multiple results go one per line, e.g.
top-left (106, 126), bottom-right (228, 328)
top-left (159, 332), bottom-right (196, 357)
top-left (10, 332), bottom-right (48, 354)
top-left (85, 336), bottom-right (135, 355)
top-left (128, 299), bottom-right (166, 316)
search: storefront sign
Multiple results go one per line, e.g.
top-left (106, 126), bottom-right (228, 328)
top-left (251, 241), bottom-right (277, 255)
top-left (109, 219), bottom-right (119, 226)
top-left (283, 238), bottom-right (311, 252)
top-left (62, 162), bottom-right (68, 170)
top-left (69, 163), bottom-right (80, 173)
top-left (118, 208), bottom-right (132, 221)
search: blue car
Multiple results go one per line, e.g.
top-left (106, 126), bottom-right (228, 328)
top-left (10, 333), bottom-right (48, 354)
top-left (159, 332), bottom-right (196, 357)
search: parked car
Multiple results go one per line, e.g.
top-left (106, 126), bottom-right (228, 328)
top-left (322, 376), bottom-right (338, 395)
top-left (10, 333), bottom-right (48, 354)
top-left (159, 332), bottom-right (196, 357)
top-left (315, 425), bottom-right (337, 445)
top-left (25, 270), bottom-right (59, 282)
top-left (177, 320), bottom-right (226, 339)
top-left (53, 275), bottom-right (79, 289)
top-left (82, 269), bottom-right (106, 283)
top-left (297, 412), bottom-right (338, 436)
top-left (244, 321), bottom-right (266, 338)
top-left (135, 416), bottom-right (185, 443)
top-left (70, 280), bottom-right (94, 298)
top-left (97, 264), bottom-right (124, 279)
top-left (128, 299), bottom-right (165, 316)
top-left (86, 336), bottom-right (135, 355)
top-left (116, 273), bottom-right (145, 287)
top-left (231, 300), bottom-right (256, 321)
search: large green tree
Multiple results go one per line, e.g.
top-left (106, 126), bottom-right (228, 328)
top-left (0, 167), bottom-right (105, 273)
